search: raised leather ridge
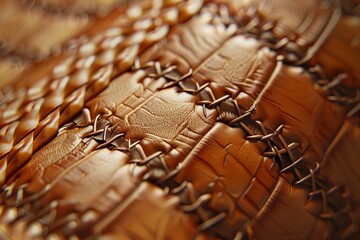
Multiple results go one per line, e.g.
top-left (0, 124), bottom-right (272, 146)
top-left (0, 0), bottom-right (359, 239)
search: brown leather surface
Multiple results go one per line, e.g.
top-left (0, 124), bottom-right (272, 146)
top-left (310, 14), bottom-right (360, 85)
top-left (0, 0), bottom-right (359, 239)
top-left (0, 0), bottom-right (105, 88)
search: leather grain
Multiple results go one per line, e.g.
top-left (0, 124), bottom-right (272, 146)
top-left (0, 0), bottom-right (359, 239)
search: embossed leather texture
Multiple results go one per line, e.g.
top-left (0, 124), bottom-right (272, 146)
top-left (0, 0), bottom-right (359, 239)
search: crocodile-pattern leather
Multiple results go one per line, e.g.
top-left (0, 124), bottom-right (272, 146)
top-left (0, 0), bottom-right (359, 239)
